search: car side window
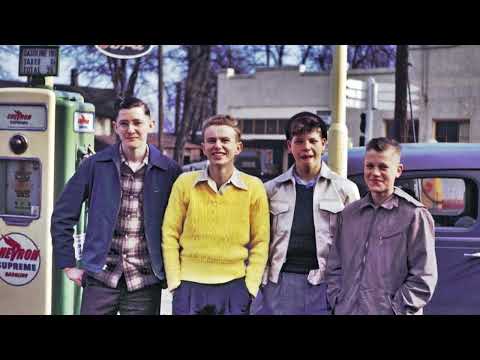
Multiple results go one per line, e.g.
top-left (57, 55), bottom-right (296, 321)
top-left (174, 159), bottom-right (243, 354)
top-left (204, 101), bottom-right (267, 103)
top-left (349, 175), bottom-right (478, 228)
top-left (396, 177), bottom-right (478, 228)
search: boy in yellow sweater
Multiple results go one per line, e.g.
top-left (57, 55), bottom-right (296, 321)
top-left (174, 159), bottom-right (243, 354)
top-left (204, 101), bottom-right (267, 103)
top-left (162, 115), bottom-right (270, 315)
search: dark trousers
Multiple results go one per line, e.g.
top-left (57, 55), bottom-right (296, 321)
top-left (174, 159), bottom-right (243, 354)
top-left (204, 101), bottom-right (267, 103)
top-left (250, 272), bottom-right (330, 315)
top-left (172, 277), bottom-right (251, 315)
top-left (80, 275), bottom-right (162, 315)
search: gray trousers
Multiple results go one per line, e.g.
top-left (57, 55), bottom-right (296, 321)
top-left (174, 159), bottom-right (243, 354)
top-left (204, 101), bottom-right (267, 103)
top-left (80, 275), bottom-right (162, 315)
top-left (251, 272), bottom-right (330, 315)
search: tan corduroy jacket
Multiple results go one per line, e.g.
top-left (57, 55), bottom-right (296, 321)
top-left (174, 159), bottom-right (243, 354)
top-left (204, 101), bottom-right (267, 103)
top-left (263, 162), bottom-right (360, 286)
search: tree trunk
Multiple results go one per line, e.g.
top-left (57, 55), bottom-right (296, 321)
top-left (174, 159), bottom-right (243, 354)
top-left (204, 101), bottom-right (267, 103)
top-left (109, 58), bottom-right (128, 97)
top-left (173, 45), bottom-right (211, 165)
top-left (393, 45), bottom-right (409, 142)
top-left (125, 58), bottom-right (141, 98)
top-left (301, 45), bottom-right (312, 64)
top-left (276, 45), bottom-right (285, 66)
top-left (157, 46), bottom-right (164, 152)
top-left (174, 81), bottom-right (182, 135)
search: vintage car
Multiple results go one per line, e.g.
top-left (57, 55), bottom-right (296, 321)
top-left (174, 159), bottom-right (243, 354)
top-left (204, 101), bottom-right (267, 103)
top-left (343, 142), bottom-right (480, 315)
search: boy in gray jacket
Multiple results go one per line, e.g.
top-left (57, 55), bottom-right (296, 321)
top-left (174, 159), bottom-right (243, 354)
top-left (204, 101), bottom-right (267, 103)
top-left (326, 137), bottom-right (437, 315)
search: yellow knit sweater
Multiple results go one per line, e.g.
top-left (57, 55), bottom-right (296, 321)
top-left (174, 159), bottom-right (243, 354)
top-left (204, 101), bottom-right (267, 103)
top-left (162, 170), bottom-right (270, 297)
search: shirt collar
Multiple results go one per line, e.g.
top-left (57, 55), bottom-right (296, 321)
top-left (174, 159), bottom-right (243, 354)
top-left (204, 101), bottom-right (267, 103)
top-left (194, 167), bottom-right (248, 191)
top-left (359, 190), bottom-right (399, 211)
top-left (277, 161), bottom-right (332, 186)
top-left (293, 167), bottom-right (319, 188)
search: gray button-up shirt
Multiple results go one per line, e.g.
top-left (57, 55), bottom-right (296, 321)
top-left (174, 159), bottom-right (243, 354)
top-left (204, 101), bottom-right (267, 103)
top-left (325, 187), bottom-right (438, 315)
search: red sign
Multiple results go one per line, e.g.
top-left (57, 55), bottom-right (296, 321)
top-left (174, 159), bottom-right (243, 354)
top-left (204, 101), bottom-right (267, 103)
top-left (7, 111), bottom-right (32, 121)
top-left (77, 115), bottom-right (90, 125)
top-left (0, 233), bottom-right (41, 286)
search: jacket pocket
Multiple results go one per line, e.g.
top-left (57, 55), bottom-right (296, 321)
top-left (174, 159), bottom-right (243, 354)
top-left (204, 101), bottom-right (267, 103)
top-left (269, 200), bottom-right (290, 233)
top-left (318, 199), bottom-right (344, 214)
top-left (380, 230), bottom-right (404, 241)
top-left (317, 201), bottom-right (344, 244)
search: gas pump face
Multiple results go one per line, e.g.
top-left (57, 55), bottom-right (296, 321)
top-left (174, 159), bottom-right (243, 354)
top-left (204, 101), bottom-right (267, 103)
top-left (0, 88), bottom-right (56, 314)
top-left (0, 158), bottom-right (42, 221)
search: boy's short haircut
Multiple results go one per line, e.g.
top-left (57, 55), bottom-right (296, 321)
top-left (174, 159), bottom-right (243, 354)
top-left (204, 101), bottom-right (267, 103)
top-left (202, 115), bottom-right (242, 142)
top-left (285, 111), bottom-right (328, 141)
top-left (115, 97), bottom-right (151, 117)
top-left (366, 137), bottom-right (401, 156)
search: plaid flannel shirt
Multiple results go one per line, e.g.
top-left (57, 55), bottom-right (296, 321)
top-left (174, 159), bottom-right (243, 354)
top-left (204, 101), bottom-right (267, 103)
top-left (90, 144), bottom-right (160, 291)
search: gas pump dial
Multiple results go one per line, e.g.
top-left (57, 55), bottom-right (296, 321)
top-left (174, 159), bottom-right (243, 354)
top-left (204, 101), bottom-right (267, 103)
top-left (9, 134), bottom-right (28, 155)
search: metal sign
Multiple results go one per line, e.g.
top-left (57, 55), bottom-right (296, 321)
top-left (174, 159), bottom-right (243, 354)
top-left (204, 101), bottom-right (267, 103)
top-left (18, 46), bottom-right (59, 77)
top-left (0, 104), bottom-right (47, 131)
top-left (73, 112), bottom-right (95, 133)
top-left (95, 45), bottom-right (154, 59)
top-left (346, 78), bottom-right (420, 112)
top-left (0, 232), bottom-right (41, 286)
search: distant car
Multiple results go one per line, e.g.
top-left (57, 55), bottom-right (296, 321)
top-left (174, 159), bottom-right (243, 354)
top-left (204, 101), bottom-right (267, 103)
top-left (182, 151), bottom-right (276, 182)
top-left (182, 160), bottom-right (209, 172)
top-left (337, 143), bottom-right (480, 315)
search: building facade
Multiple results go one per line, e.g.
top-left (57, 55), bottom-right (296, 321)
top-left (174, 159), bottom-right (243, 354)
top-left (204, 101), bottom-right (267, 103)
top-left (217, 45), bottom-right (480, 174)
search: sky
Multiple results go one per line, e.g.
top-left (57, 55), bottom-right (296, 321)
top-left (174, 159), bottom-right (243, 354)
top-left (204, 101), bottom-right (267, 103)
top-left (1, 45), bottom-right (182, 132)
top-left (1, 45), bottom-right (303, 132)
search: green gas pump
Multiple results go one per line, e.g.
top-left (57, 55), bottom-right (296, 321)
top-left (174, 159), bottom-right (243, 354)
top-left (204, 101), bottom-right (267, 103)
top-left (52, 91), bottom-right (95, 315)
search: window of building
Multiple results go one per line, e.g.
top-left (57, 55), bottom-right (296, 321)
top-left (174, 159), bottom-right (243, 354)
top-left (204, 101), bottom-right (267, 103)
top-left (242, 119), bottom-right (253, 134)
top-left (434, 120), bottom-right (470, 142)
top-left (279, 119), bottom-right (288, 136)
top-left (254, 119), bottom-right (266, 134)
top-left (384, 118), bottom-right (419, 143)
top-left (239, 118), bottom-right (289, 135)
top-left (266, 119), bottom-right (277, 134)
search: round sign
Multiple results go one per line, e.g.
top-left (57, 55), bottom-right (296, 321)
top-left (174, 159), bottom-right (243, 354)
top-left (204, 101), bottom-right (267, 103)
top-left (95, 45), bottom-right (154, 59)
top-left (0, 232), bottom-right (41, 286)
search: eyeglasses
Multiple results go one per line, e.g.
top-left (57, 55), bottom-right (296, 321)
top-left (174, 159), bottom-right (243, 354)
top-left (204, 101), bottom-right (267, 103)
top-left (116, 120), bottom-right (148, 130)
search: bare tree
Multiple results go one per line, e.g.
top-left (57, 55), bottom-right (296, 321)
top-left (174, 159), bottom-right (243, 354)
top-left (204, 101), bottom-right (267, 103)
top-left (264, 45), bottom-right (288, 66)
top-left (173, 45), bottom-right (211, 165)
top-left (61, 46), bottom-right (157, 98)
top-left (300, 45), bottom-right (395, 71)
top-left (300, 45), bottom-right (313, 65)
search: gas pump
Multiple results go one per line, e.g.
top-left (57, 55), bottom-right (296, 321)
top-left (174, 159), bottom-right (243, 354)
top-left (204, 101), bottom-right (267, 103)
top-left (0, 88), bottom-right (56, 315)
top-left (0, 46), bottom-right (95, 315)
top-left (52, 91), bottom-right (95, 315)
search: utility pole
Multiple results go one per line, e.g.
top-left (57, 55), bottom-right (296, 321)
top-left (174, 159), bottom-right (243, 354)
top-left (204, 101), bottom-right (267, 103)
top-left (328, 45), bottom-right (349, 177)
top-left (393, 45), bottom-right (409, 142)
top-left (266, 45), bottom-right (270, 67)
top-left (365, 77), bottom-right (377, 142)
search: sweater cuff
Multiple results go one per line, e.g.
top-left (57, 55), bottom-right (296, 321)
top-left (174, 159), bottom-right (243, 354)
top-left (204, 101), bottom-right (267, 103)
top-left (167, 277), bottom-right (181, 292)
top-left (245, 277), bottom-right (260, 298)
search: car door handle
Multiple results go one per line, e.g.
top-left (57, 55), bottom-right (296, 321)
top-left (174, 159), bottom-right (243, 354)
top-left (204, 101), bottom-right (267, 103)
top-left (464, 252), bottom-right (480, 258)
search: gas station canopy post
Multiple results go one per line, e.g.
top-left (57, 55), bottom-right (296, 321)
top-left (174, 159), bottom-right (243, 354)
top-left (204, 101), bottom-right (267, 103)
top-left (328, 45), bottom-right (349, 178)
